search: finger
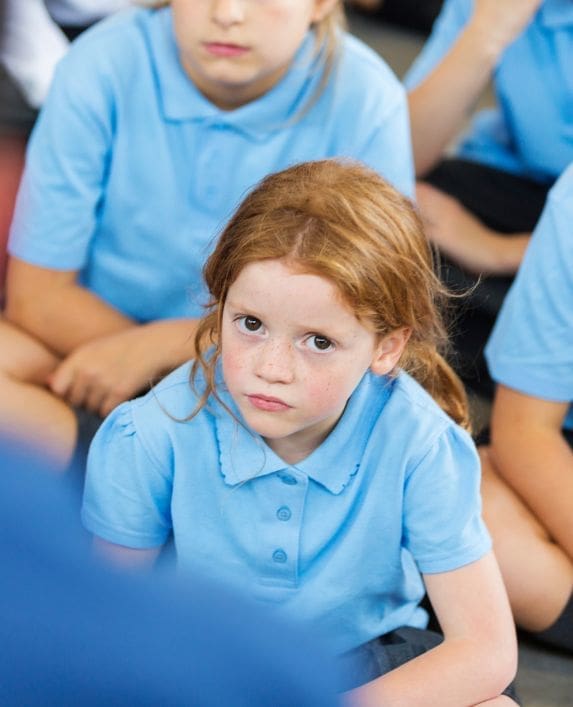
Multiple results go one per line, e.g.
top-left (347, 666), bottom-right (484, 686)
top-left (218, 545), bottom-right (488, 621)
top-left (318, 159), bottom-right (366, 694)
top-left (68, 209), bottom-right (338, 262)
top-left (65, 372), bottom-right (93, 409)
top-left (49, 360), bottom-right (75, 398)
top-left (85, 385), bottom-right (108, 416)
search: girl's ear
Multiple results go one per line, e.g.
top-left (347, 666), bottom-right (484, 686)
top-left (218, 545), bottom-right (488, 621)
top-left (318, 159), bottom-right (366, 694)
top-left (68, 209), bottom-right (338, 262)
top-left (311, 0), bottom-right (339, 23)
top-left (370, 328), bottom-right (411, 376)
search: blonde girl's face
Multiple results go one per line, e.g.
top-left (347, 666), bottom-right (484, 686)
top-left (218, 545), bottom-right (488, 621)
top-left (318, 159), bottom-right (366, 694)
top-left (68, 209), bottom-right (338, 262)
top-left (221, 259), bottom-right (408, 465)
top-left (171, 0), bottom-right (337, 110)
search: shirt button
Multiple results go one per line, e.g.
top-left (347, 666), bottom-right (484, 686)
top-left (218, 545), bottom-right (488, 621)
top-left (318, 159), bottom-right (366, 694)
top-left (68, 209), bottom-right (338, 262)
top-left (272, 549), bottom-right (287, 563)
top-left (276, 506), bottom-right (291, 521)
top-left (279, 473), bottom-right (297, 485)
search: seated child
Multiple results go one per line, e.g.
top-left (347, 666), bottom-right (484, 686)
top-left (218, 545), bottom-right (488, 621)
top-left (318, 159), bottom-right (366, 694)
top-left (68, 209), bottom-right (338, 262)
top-left (0, 0), bottom-right (413, 471)
top-left (405, 0), bottom-right (573, 395)
top-left (482, 163), bottom-right (573, 654)
top-left (83, 159), bottom-right (518, 704)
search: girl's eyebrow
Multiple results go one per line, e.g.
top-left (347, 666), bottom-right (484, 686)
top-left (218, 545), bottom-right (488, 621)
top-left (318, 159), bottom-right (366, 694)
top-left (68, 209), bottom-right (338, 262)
top-left (224, 297), bottom-right (260, 314)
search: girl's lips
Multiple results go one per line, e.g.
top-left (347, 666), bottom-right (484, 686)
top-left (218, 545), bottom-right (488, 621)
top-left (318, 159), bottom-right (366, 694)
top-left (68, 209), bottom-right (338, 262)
top-left (204, 42), bottom-right (249, 58)
top-left (247, 394), bottom-right (291, 413)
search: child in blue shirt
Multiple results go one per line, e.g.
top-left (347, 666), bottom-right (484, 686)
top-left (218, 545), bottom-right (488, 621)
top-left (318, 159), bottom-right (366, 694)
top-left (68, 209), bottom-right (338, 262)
top-left (0, 437), bottom-right (340, 707)
top-left (405, 0), bottom-right (573, 395)
top-left (83, 159), bottom-right (518, 704)
top-left (0, 0), bottom-right (413, 472)
top-left (481, 163), bottom-right (573, 654)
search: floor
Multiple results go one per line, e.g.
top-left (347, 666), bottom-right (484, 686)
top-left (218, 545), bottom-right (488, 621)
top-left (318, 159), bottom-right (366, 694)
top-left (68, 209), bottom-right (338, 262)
top-left (346, 10), bottom-right (573, 706)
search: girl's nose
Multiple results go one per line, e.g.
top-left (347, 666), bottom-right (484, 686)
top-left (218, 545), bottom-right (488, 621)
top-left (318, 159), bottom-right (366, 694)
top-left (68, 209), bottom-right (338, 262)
top-left (211, 0), bottom-right (245, 28)
top-left (254, 339), bottom-right (295, 385)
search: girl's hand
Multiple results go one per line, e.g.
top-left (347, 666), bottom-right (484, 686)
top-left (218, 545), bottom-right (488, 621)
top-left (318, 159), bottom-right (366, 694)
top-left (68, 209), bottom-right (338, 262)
top-left (49, 327), bottom-right (162, 416)
top-left (470, 0), bottom-right (544, 55)
top-left (49, 321), bottom-right (196, 416)
top-left (416, 182), bottom-right (530, 275)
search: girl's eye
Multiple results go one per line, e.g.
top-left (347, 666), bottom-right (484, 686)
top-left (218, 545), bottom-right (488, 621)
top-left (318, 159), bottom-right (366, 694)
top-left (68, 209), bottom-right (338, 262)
top-left (238, 315), bottom-right (263, 332)
top-left (307, 334), bottom-right (334, 352)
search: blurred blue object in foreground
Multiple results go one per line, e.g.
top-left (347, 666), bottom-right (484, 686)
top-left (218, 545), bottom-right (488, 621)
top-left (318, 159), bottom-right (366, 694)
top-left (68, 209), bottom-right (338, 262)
top-left (0, 439), bottom-right (339, 706)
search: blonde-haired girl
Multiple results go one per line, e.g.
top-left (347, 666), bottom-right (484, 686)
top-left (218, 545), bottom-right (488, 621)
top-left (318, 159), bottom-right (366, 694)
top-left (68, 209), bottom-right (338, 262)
top-left (84, 160), bottom-right (517, 704)
top-left (1, 0), bottom-right (412, 471)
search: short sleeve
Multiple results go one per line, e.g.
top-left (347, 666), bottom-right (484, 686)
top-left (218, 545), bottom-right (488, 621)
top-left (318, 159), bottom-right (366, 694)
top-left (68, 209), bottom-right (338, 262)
top-left (403, 424), bottom-right (491, 574)
top-left (81, 402), bottom-right (173, 548)
top-left (404, 0), bottom-right (472, 89)
top-left (355, 86), bottom-right (414, 199)
top-left (485, 164), bottom-right (573, 402)
top-left (8, 43), bottom-right (113, 270)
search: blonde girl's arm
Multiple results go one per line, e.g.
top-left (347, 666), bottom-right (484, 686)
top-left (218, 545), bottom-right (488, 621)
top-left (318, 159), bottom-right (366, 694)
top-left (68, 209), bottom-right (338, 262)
top-left (93, 537), bottom-right (162, 570)
top-left (5, 258), bottom-right (134, 353)
top-left (408, 0), bottom-right (543, 176)
top-left (6, 258), bottom-right (198, 416)
top-left (348, 553), bottom-right (517, 706)
top-left (491, 385), bottom-right (573, 561)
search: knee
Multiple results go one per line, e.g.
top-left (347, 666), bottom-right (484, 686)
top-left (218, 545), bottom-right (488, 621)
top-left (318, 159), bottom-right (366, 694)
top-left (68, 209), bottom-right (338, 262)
top-left (0, 318), bottom-right (59, 383)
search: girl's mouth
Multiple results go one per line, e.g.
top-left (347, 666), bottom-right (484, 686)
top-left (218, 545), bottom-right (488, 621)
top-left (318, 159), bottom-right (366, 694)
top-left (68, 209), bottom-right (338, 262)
top-left (204, 42), bottom-right (249, 58)
top-left (247, 394), bottom-right (291, 413)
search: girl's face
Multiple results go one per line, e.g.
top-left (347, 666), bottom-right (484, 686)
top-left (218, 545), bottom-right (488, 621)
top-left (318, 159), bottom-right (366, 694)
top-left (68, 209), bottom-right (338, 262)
top-left (171, 0), bottom-right (336, 109)
top-left (221, 259), bottom-right (408, 464)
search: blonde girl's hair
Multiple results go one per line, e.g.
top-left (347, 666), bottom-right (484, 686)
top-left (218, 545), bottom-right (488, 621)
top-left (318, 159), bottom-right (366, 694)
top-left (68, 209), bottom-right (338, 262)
top-left (139, 2), bottom-right (345, 115)
top-left (192, 159), bottom-right (470, 430)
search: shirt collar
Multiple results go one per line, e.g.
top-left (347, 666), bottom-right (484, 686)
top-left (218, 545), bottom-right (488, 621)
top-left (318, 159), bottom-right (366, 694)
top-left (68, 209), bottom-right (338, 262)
top-left (147, 7), bottom-right (323, 139)
top-left (214, 372), bottom-right (394, 495)
top-left (540, 0), bottom-right (573, 28)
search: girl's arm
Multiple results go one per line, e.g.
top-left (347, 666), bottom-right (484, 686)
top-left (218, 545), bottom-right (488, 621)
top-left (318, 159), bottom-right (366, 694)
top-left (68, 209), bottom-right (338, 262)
top-left (5, 258), bottom-right (198, 416)
top-left (349, 553), bottom-right (517, 706)
top-left (94, 537), bottom-right (162, 570)
top-left (5, 258), bottom-right (133, 354)
top-left (408, 0), bottom-right (543, 176)
top-left (491, 385), bottom-right (573, 560)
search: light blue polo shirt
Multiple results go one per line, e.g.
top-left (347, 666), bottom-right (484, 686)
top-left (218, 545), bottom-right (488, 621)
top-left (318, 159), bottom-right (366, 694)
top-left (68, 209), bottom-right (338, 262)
top-left (405, 0), bottom-right (573, 183)
top-left (486, 163), bottom-right (573, 429)
top-left (8, 7), bottom-right (413, 323)
top-left (82, 363), bottom-right (490, 653)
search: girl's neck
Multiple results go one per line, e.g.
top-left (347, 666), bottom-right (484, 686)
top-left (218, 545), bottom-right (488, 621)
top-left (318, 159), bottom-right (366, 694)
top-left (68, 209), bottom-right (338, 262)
top-left (263, 413), bottom-right (343, 466)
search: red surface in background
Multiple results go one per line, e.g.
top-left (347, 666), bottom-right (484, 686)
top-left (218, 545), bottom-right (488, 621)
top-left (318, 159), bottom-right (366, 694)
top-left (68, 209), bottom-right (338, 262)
top-left (0, 134), bottom-right (26, 294)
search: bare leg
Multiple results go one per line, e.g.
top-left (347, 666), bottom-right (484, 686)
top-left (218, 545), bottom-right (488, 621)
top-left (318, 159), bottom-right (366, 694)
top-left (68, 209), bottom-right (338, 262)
top-left (416, 183), bottom-right (530, 275)
top-left (0, 318), bottom-right (77, 468)
top-left (480, 447), bottom-right (573, 631)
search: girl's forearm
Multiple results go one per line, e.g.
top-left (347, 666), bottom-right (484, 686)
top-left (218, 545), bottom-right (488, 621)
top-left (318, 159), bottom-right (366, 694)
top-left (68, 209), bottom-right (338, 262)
top-left (137, 318), bottom-right (199, 375)
top-left (347, 637), bottom-right (514, 707)
top-left (409, 0), bottom-right (542, 176)
top-left (408, 21), bottom-right (501, 177)
top-left (5, 259), bottom-right (133, 355)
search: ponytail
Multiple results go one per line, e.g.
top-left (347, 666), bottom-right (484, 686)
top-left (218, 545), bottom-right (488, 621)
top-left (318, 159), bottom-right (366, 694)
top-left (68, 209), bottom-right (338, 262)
top-left (401, 343), bottom-right (471, 431)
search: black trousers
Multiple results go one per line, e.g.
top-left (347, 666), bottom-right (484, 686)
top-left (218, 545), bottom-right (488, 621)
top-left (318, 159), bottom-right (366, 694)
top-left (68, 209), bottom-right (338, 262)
top-left (423, 158), bottom-right (553, 398)
top-left (349, 0), bottom-right (444, 35)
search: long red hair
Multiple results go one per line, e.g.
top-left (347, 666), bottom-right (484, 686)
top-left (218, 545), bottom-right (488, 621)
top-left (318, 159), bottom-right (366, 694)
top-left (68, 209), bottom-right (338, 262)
top-left (191, 159), bottom-right (469, 429)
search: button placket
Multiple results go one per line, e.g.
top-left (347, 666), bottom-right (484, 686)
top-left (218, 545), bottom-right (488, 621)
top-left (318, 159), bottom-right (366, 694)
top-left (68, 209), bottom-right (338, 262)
top-left (259, 471), bottom-right (306, 586)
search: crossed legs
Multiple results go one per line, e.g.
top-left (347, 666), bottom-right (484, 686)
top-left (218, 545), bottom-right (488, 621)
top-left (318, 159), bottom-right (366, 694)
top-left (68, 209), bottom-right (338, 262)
top-left (0, 318), bottom-right (77, 468)
top-left (480, 447), bottom-right (573, 633)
